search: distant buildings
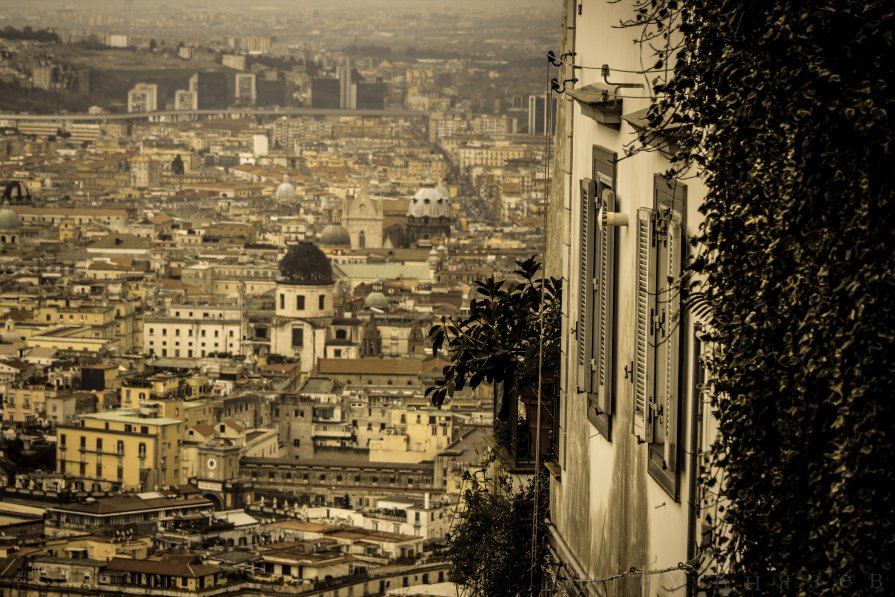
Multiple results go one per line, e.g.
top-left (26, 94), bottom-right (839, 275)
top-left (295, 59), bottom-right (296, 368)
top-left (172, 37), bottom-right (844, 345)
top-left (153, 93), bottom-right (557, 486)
top-left (190, 71), bottom-right (228, 110)
top-left (311, 78), bottom-right (340, 109)
top-left (527, 92), bottom-right (557, 136)
top-left (235, 73), bottom-right (256, 105)
top-left (127, 83), bottom-right (158, 113)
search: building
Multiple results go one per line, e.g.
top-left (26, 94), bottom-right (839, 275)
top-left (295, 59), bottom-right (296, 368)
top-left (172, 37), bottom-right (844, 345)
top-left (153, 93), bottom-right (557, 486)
top-left (339, 59), bottom-right (355, 109)
top-left (342, 189), bottom-right (383, 249)
top-left (174, 89), bottom-right (198, 111)
top-left (143, 305), bottom-right (244, 358)
top-left (127, 83), bottom-right (158, 113)
top-left (32, 64), bottom-right (53, 90)
top-left (544, 0), bottom-right (713, 594)
top-left (56, 406), bottom-right (185, 491)
top-left (190, 71), bottom-right (228, 110)
top-left (311, 78), bottom-right (340, 109)
top-left (129, 155), bottom-right (161, 188)
top-left (528, 92), bottom-right (557, 136)
top-left (356, 81), bottom-right (386, 110)
top-left (257, 77), bottom-right (289, 107)
top-left (45, 493), bottom-right (213, 537)
top-left (269, 242), bottom-right (336, 371)
top-left (235, 72), bottom-right (256, 105)
top-left (405, 185), bottom-right (451, 247)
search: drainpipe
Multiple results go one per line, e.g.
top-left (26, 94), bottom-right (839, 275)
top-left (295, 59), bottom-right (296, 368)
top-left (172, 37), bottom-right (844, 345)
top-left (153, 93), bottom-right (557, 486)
top-left (685, 339), bottom-right (703, 596)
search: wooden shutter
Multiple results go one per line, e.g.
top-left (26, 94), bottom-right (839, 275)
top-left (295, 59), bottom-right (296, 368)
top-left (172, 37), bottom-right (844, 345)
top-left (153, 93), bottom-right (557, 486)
top-left (633, 207), bottom-right (656, 442)
top-left (595, 187), bottom-right (616, 416)
top-left (576, 178), bottom-right (596, 394)
top-left (661, 212), bottom-right (682, 470)
top-left (653, 175), bottom-right (687, 470)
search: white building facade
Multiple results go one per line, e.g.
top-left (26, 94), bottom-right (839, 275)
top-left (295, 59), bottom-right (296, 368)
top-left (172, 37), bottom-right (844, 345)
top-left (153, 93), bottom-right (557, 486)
top-left (545, 1), bottom-right (716, 595)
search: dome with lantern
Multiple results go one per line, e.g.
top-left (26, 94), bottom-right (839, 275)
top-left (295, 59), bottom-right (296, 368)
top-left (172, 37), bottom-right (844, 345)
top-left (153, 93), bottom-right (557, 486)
top-left (274, 175), bottom-right (297, 202)
top-left (364, 278), bottom-right (389, 309)
top-left (278, 241), bottom-right (334, 285)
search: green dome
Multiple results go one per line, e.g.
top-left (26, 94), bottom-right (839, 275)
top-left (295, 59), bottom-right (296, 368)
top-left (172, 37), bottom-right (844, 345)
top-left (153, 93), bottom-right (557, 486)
top-left (0, 208), bottom-right (20, 231)
top-left (320, 223), bottom-right (351, 246)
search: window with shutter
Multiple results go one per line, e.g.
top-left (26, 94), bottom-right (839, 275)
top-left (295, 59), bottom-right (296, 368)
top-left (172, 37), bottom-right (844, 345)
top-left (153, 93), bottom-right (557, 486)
top-left (576, 178), bottom-right (596, 395)
top-left (642, 174), bottom-right (687, 500)
top-left (589, 146), bottom-right (618, 439)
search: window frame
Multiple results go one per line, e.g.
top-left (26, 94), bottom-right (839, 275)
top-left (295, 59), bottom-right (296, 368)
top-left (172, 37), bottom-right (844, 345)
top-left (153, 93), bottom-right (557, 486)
top-left (633, 174), bottom-right (687, 500)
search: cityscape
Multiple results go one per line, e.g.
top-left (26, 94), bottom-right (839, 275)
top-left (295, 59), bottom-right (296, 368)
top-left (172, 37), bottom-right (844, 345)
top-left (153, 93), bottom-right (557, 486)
top-left (0, 1), bottom-right (891, 596)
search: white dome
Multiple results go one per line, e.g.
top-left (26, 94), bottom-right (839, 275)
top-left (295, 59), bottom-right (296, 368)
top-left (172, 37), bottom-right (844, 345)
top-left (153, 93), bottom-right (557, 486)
top-left (408, 185), bottom-right (451, 219)
top-left (274, 177), bottom-right (296, 201)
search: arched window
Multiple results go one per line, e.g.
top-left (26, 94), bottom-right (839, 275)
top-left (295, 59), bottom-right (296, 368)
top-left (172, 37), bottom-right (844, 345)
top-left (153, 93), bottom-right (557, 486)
top-left (359, 230), bottom-right (366, 248)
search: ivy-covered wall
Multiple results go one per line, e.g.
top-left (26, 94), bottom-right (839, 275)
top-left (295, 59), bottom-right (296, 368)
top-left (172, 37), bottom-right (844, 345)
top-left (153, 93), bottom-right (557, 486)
top-left (648, 0), bottom-right (894, 592)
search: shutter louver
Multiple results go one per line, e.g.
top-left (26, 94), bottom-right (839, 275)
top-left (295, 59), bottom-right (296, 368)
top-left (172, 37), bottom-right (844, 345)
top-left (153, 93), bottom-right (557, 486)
top-left (595, 188), bottom-right (616, 416)
top-left (577, 178), bottom-right (596, 394)
top-left (633, 208), bottom-right (656, 442)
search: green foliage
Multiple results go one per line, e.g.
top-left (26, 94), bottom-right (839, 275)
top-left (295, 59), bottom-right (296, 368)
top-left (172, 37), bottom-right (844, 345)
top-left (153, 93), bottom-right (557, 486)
top-left (426, 256), bottom-right (561, 408)
top-left (629, 0), bottom-right (895, 592)
top-left (447, 459), bottom-right (549, 596)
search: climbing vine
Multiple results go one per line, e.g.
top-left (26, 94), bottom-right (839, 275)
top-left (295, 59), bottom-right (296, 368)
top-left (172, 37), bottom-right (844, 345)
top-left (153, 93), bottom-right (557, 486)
top-left (624, 0), bottom-right (895, 593)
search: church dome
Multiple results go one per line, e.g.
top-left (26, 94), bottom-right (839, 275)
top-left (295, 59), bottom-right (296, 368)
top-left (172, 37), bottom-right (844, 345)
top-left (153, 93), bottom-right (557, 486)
top-left (320, 223), bottom-right (351, 246)
top-left (274, 176), bottom-right (297, 202)
top-left (364, 278), bottom-right (388, 309)
top-left (278, 242), bottom-right (334, 285)
top-left (408, 185), bottom-right (451, 219)
top-left (0, 208), bottom-right (20, 231)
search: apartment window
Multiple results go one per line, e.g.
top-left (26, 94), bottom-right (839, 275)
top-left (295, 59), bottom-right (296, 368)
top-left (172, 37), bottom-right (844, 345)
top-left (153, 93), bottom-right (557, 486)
top-left (291, 327), bottom-right (304, 347)
top-left (318, 294), bottom-right (325, 310)
top-left (79, 436), bottom-right (86, 448)
top-left (138, 443), bottom-right (146, 459)
top-left (60, 434), bottom-right (66, 447)
top-left (577, 146), bottom-right (619, 440)
top-left (117, 440), bottom-right (124, 455)
top-left (214, 330), bottom-right (219, 338)
top-left (80, 462), bottom-right (86, 475)
top-left (149, 328), bottom-right (154, 335)
top-left (296, 295), bottom-right (306, 310)
top-left (96, 461), bottom-right (102, 477)
top-left (162, 329), bottom-right (167, 336)
top-left (633, 175), bottom-right (687, 500)
top-left (96, 438), bottom-right (103, 451)
top-left (175, 329), bottom-right (180, 336)
top-left (279, 293), bottom-right (285, 309)
top-left (293, 439), bottom-right (301, 447)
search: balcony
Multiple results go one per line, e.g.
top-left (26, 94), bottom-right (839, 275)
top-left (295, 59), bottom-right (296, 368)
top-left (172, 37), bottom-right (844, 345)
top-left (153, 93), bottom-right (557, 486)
top-left (491, 374), bottom-right (559, 473)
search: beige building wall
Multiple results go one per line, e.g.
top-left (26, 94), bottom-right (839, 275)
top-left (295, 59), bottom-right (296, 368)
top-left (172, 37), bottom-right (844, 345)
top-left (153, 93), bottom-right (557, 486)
top-left (57, 410), bottom-right (184, 491)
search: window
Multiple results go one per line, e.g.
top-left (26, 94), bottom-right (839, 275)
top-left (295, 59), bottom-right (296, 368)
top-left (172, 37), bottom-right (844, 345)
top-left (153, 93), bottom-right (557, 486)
top-left (293, 439), bottom-right (301, 447)
top-left (291, 327), bottom-right (304, 347)
top-left (96, 461), bottom-right (102, 477)
top-left (80, 436), bottom-right (86, 448)
top-left (577, 146), bottom-right (619, 439)
top-left (279, 293), bottom-right (285, 309)
top-left (96, 438), bottom-right (103, 451)
top-left (319, 294), bottom-right (325, 310)
top-left (296, 295), bottom-right (306, 310)
top-left (60, 434), bottom-right (66, 447)
top-left (633, 174), bottom-right (687, 500)
top-left (117, 440), bottom-right (124, 455)
top-left (138, 443), bottom-right (147, 459)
